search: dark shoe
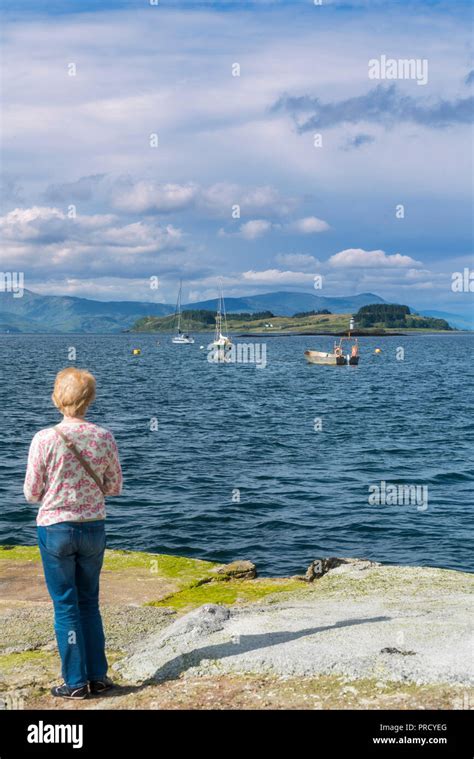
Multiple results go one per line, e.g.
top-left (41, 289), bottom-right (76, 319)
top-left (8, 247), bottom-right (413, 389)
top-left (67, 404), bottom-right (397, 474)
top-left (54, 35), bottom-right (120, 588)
top-left (89, 676), bottom-right (115, 694)
top-left (51, 683), bottom-right (89, 700)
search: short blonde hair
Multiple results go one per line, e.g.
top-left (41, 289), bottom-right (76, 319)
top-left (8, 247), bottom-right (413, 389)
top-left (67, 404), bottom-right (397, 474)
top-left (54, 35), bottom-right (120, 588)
top-left (52, 367), bottom-right (96, 417)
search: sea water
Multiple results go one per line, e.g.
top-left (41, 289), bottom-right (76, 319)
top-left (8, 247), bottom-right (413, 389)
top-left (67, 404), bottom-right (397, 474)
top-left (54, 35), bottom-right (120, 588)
top-left (0, 333), bottom-right (472, 576)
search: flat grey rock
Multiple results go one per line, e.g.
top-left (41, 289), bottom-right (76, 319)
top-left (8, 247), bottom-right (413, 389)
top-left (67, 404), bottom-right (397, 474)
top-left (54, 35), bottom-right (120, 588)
top-left (112, 565), bottom-right (473, 687)
top-left (113, 604), bottom-right (231, 682)
top-left (159, 603), bottom-right (231, 641)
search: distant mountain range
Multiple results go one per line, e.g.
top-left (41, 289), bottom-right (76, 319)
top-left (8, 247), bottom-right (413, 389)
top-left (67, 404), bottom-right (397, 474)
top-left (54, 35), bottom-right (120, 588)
top-left (0, 289), bottom-right (172, 334)
top-left (0, 288), bottom-right (469, 333)
top-left (419, 310), bottom-right (473, 332)
top-left (182, 291), bottom-right (386, 316)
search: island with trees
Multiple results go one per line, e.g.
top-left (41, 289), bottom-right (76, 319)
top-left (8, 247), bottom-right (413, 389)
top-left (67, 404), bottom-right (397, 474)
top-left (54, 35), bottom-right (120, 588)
top-left (132, 303), bottom-right (452, 335)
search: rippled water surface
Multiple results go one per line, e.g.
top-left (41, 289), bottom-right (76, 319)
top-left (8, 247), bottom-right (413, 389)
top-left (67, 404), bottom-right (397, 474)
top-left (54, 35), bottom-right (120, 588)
top-left (0, 333), bottom-right (472, 575)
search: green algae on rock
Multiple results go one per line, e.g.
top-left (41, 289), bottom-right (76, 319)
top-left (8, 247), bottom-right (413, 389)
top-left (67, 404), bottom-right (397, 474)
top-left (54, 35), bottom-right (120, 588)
top-left (146, 578), bottom-right (305, 610)
top-left (0, 544), bottom-right (219, 582)
top-left (101, 549), bottom-right (218, 579)
top-left (0, 545), bottom-right (42, 563)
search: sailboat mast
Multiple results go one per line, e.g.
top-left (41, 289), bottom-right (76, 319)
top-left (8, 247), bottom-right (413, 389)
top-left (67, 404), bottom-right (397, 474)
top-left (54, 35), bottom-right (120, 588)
top-left (215, 296), bottom-right (221, 340)
top-left (176, 279), bottom-right (182, 333)
top-left (222, 288), bottom-right (228, 335)
top-left (215, 280), bottom-right (223, 340)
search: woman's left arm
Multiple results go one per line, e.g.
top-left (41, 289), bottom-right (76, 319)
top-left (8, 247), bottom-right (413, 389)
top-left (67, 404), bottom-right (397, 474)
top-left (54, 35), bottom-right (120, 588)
top-left (102, 432), bottom-right (123, 497)
top-left (24, 433), bottom-right (46, 503)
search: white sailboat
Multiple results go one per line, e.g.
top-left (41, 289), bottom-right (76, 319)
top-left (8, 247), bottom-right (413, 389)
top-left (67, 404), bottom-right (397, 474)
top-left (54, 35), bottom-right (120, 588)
top-left (211, 280), bottom-right (232, 361)
top-left (171, 280), bottom-right (195, 344)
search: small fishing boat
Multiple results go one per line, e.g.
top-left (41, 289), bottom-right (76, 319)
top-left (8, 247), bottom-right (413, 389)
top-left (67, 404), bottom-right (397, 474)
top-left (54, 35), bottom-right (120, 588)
top-left (305, 320), bottom-right (360, 365)
top-left (171, 280), bottom-right (195, 344)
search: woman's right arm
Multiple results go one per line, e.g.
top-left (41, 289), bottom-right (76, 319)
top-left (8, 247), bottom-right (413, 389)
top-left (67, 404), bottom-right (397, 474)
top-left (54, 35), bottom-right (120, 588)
top-left (24, 433), bottom-right (46, 503)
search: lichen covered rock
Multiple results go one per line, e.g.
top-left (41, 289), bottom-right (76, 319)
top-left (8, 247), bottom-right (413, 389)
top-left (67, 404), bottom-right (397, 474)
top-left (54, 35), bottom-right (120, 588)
top-left (216, 560), bottom-right (257, 580)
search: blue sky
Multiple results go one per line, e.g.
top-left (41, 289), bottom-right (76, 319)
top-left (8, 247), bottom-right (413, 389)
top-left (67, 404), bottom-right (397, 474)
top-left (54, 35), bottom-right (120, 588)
top-left (0, 0), bottom-right (473, 317)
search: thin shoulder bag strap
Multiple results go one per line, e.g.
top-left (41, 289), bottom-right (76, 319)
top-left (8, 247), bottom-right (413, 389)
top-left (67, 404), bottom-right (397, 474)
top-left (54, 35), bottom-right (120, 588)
top-left (54, 426), bottom-right (107, 495)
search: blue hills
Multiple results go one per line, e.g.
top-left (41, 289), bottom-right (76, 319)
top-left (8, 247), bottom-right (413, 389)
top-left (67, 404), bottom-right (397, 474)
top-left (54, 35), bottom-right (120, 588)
top-left (419, 309), bottom-right (473, 331)
top-left (0, 289), bottom-right (390, 333)
top-left (185, 291), bottom-right (386, 316)
top-left (0, 289), bottom-right (172, 333)
top-left (1, 288), bottom-right (469, 332)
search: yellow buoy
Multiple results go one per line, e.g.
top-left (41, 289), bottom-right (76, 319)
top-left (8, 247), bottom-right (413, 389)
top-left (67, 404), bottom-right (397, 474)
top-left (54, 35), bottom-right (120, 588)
top-left (374, 348), bottom-right (382, 354)
top-left (132, 348), bottom-right (141, 355)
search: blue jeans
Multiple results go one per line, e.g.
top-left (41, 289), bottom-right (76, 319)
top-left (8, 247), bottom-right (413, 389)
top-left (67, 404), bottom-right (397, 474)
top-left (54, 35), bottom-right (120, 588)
top-left (37, 520), bottom-right (108, 689)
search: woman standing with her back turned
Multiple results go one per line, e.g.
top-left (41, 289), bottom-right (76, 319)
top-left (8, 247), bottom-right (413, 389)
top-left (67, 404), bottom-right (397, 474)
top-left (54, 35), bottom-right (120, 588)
top-left (24, 367), bottom-right (123, 700)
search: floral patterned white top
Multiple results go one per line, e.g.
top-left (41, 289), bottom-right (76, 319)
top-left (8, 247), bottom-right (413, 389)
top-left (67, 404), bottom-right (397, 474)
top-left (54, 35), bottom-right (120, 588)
top-left (24, 421), bottom-right (123, 526)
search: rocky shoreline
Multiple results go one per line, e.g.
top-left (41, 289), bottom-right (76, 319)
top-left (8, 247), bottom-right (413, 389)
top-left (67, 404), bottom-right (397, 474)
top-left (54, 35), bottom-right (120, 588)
top-left (0, 545), bottom-right (472, 710)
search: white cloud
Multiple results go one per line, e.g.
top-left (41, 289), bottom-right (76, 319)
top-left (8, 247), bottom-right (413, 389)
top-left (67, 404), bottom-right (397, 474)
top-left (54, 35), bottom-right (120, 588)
top-left (275, 253), bottom-right (321, 270)
top-left (239, 220), bottom-right (274, 240)
top-left (45, 175), bottom-right (299, 220)
top-left (405, 268), bottom-right (432, 279)
top-left (0, 206), bottom-right (117, 242)
top-left (219, 219), bottom-right (275, 240)
top-left (114, 180), bottom-right (297, 219)
top-left (291, 216), bottom-right (330, 234)
top-left (199, 183), bottom-right (296, 218)
top-left (219, 214), bottom-right (330, 240)
top-left (0, 206), bottom-right (186, 277)
top-left (241, 268), bottom-right (315, 285)
top-left (112, 181), bottom-right (198, 213)
top-left (329, 248), bottom-right (421, 268)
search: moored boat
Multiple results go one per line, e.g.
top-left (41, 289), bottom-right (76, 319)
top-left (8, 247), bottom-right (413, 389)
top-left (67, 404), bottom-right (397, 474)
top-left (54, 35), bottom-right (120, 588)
top-left (172, 333), bottom-right (195, 344)
top-left (305, 322), bottom-right (360, 366)
top-left (304, 349), bottom-right (346, 365)
top-left (210, 279), bottom-right (232, 361)
top-left (171, 280), bottom-right (195, 344)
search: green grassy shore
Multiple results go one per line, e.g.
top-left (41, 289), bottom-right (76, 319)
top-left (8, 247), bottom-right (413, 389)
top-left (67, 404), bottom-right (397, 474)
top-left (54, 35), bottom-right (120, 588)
top-left (132, 311), bottom-right (453, 335)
